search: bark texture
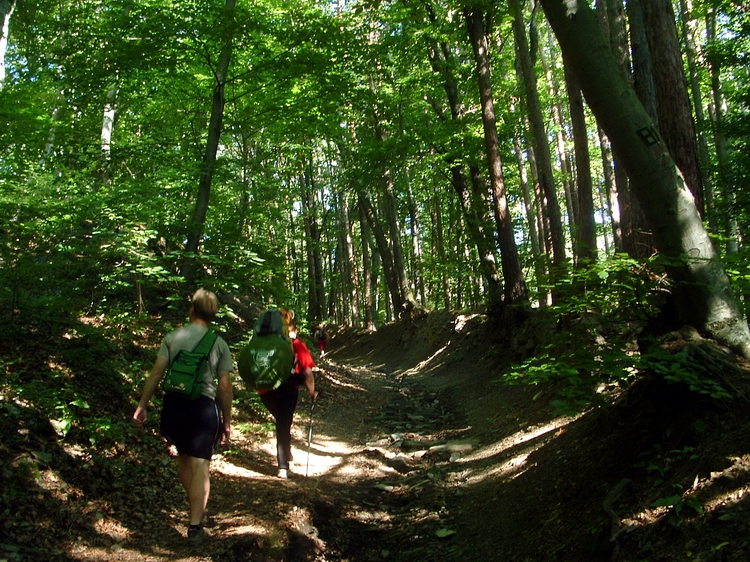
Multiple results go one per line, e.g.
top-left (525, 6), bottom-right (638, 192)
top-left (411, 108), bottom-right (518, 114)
top-left (540, 0), bottom-right (750, 357)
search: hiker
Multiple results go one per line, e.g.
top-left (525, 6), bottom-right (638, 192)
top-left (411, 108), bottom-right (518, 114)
top-left (132, 288), bottom-right (234, 544)
top-left (258, 316), bottom-right (318, 479)
top-left (314, 324), bottom-right (327, 357)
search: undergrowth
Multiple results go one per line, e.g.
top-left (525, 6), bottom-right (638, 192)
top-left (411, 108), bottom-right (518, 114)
top-left (501, 255), bottom-right (734, 416)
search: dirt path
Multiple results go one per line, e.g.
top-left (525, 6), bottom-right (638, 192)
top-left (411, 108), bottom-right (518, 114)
top-left (73, 342), bottom-right (470, 561)
top-left (16, 311), bottom-right (750, 562)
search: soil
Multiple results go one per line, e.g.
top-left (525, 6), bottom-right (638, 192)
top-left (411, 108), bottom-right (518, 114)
top-left (4, 309), bottom-right (750, 561)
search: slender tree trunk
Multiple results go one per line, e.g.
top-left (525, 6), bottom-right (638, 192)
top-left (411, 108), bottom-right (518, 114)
top-left (358, 199), bottom-right (375, 330)
top-left (514, 132), bottom-right (546, 307)
top-left (432, 186), bottom-right (451, 310)
top-left (540, 0), bottom-right (750, 358)
top-left (100, 80), bottom-right (118, 186)
top-left (404, 181), bottom-right (426, 306)
top-left (706, 9), bottom-right (738, 254)
top-left (598, 127), bottom-right (622, 250)
top-left (301, 175), bottom-right (319, 321)
top-left (627, 0), bottom-right (658, 122)
top-left (182, 0), bottom-right (236, 290)
top-left (0, 0), bottom-right (15, 90)
top-left (301, 159), bottom-right (326, 322)
top-left (541, 40), bottom-right (575, 238)
top-left (339, 191), bottom-right (359, 325)
top-left (359, 191), bottom-right (402, 316)
top-left (564, 63), bottom-right (597, 264)
top-left (511, 0), bottom-right (565, 269)
top-left (370, 74), bottom-right (417, 315)
top-left (466, 6), bottom-right (527, 307)
top-left (679, 0), bottom-right (717, 234)
top-left (382, 169), bottom-right (417, 314)
top-left (422, 5), bottom-right (503, 311)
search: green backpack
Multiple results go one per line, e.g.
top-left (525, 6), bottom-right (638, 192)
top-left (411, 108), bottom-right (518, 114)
top-left (162, 330), bottom-right (218, 400)
top-left (237, 310), bottom-right (294, 391)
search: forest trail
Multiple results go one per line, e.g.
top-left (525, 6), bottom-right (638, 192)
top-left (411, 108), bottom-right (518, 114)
top-left (7, 310), bottom-right (750, 562)
top-left (73, 313), bottom-right (485, 561)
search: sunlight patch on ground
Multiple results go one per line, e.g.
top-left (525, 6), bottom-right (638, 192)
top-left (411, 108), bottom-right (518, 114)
top-left (293, 447), bottom-right (343, 477)
top-left (401, 343), bottom-right (451, 377)
top-left (454, 415), bottom-right (580, 464)
top-left (93, 517), bottom-right (130, 542)
top-left (348, 508), bottom-right (392, 524)
top-left (454, 314), bottom-right (480, 332)
top-left (212, 457), bottom-right (266, 478)
top-left (320, 369), bottom-right (367, 391)
top-left (310, 433), bottom-right (360, 455)
top-left (224, 522), bottom-right (271, 537)
top-left (460, 452), bottom-right (532, 485)
top-left (69, 543), bottom-right (172, 561)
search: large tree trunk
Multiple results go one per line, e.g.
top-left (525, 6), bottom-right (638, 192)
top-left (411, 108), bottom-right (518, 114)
top-left (599, 0), bottom-right (654, 259)
top-left (182, 0), bottom-right (236, 290)
top-left (466, 6), bottom-right (527, 307)
top-left (642, 0), bottom-right (704, 218)
top-left (540, 0), bottom-right (750, 358)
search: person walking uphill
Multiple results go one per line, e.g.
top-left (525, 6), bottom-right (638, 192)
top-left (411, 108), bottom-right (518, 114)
top-left (132, 288), bottom-right (234, 545)
top-left (314, 324), bottom-right (327, 357)
top-left (262, 319), bottom-right (317, 478)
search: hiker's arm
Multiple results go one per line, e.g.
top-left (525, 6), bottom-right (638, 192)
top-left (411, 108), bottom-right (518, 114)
top-left (133, 355), bottom-right (169, 427)
top-left (303, 367), bottom-right (318, 400)
top-left (216, 370), bottom-right (233, 445)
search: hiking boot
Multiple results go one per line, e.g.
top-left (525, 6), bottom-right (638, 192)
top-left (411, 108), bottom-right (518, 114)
top-left (277, 468), bottom-right (289, 479)
top-left (188, 525), bottom-right (209, 545)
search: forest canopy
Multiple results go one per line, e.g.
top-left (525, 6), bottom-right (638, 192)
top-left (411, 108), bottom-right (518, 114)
top-left (1, 0), bottom-right (750, 340)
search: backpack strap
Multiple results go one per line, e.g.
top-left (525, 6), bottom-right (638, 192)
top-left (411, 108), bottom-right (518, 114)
top-left (192, 329), bottom-right (218, 356)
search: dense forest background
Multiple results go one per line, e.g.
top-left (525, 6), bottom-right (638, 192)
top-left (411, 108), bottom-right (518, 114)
top-left (2, 0), bottom-right (749, 331)
top-left (3, 0), bottom-right (750, 559)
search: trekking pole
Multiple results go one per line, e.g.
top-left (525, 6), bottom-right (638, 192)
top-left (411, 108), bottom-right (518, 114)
top-left (306, 399), bottom-right (316, 478)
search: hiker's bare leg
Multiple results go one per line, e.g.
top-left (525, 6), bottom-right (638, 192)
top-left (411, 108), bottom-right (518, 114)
top-left (178, 455), bottom-right (211, 525)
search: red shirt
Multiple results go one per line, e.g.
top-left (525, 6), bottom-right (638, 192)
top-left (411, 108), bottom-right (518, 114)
top-left (293, 338), bottom-right (315, 375)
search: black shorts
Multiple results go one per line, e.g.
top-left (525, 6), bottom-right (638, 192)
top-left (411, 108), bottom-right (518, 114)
top-left (160, 394), bottom-right (221, 460)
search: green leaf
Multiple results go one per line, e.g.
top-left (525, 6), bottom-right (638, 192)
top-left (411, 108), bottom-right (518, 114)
top-left (435, 528), bottom-right (456, 538)
top-left (651, 495), bottom-right (681, 508)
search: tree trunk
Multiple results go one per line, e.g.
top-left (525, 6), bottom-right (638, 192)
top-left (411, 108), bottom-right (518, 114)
top-left (466, 6), bottom-right (527, 307)
top-left (359, 191), bottom-right (402, 316)
top-left (642, 0), bottom-right (704, 219)
top-left (0, 0), bottom-right (15, 90)
top-left (679, 0), bottom-right (717, 234)
top-left (182, 0), bottom-right (236, 291)
top-left (564, 63), bottom-right (597, 264)
top-left (301, 163), bottom-right (325, 322)
top-left (540, 0), bottom-right (750, 358)
top-left (358, 199), bottom-right (375, 329)
top-left (541, 38), bottom-right (575, 238)
top-left (511, 0), bottom-right (565, 269)
top-left (431, 185), bottom-right (451, 310)
top-left (422, 5), bottom-right (503, 311)
top-left (405, 177), bottom-right (426, 306)
top-left (706, 9), bottom-right (738, 254)
top-left (100, 81), bottom-right (118, 186)
top-left (598, 128), bottom-right (622, 250)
